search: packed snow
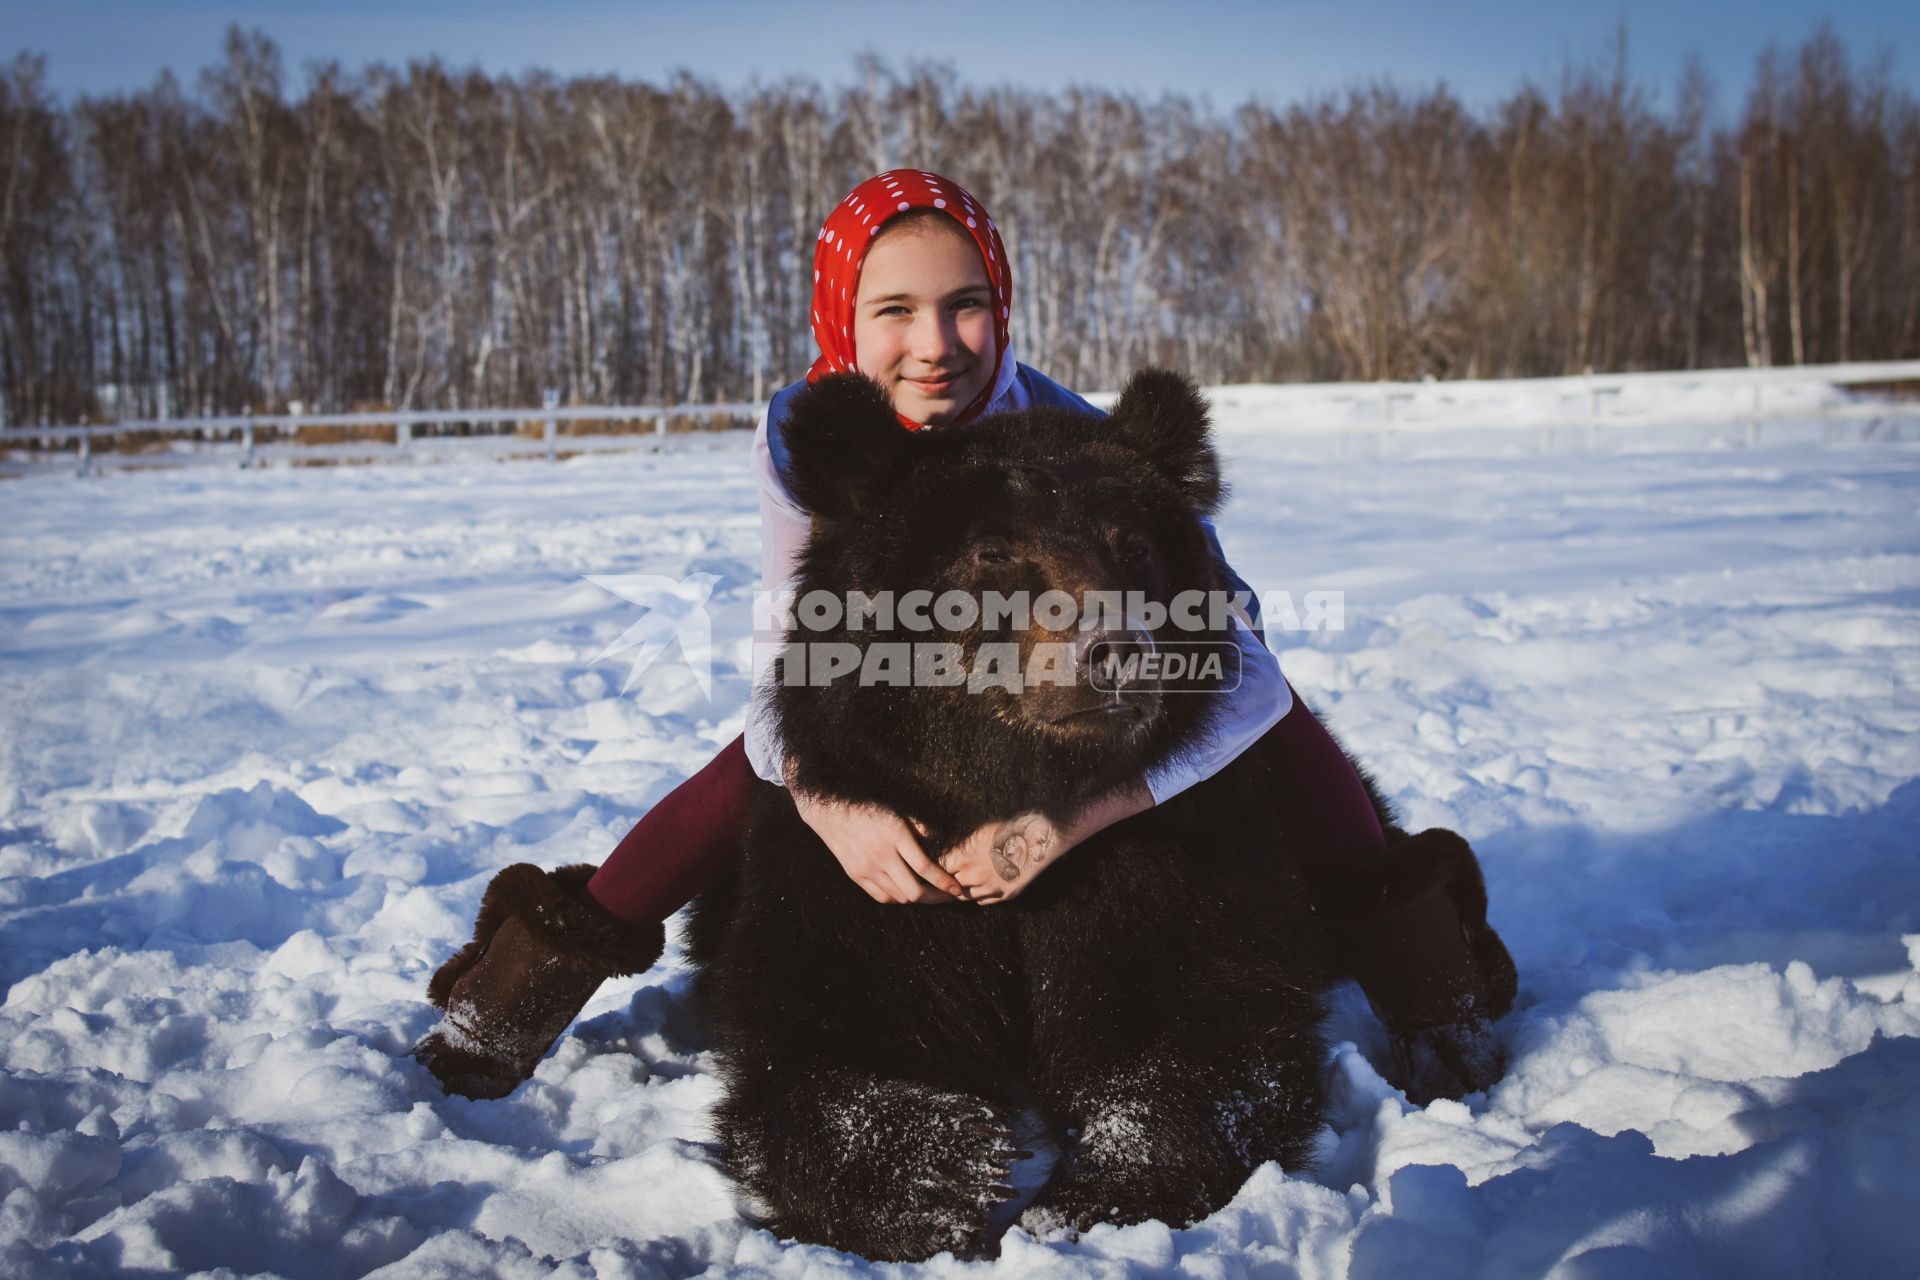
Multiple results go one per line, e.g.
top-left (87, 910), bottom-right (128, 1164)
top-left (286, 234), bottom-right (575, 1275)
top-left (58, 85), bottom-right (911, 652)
top-left (3, 388), bottom-right (1919, 1278)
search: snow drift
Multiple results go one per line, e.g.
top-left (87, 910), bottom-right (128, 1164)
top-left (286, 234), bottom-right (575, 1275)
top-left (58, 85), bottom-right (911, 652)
top-left (3, 401), bottom-right (1918, 1277)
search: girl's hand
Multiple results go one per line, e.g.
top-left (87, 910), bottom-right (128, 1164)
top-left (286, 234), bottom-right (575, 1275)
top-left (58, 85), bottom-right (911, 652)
top-left (940, 778), bottom-right (1156, 905)
top-left (791, 786), bottom-right (967, 905)
top-left (940, 812), bottom-right (1063, 904)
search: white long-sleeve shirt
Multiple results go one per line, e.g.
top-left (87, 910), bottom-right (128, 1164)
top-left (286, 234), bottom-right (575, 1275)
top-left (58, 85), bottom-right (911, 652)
top-left (742, 362), bottom-right (1291, 803)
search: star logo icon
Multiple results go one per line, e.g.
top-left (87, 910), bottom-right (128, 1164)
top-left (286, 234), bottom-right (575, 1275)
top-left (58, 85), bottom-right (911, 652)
top-left (584, 573), bottom-right (722, 698)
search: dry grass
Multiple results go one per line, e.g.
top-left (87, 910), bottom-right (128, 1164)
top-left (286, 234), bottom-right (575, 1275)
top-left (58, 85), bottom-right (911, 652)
top-left (102, 429), bottom-right (177, 455)
top-left (291, 422), bottom-right (401, 446)
top-left (1846, 378), bottom-right (1920, 402)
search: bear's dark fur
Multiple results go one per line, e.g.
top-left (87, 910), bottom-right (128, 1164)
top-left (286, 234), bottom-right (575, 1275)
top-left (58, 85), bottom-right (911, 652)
top-left (684, 369), bottom-right (1360, 1261)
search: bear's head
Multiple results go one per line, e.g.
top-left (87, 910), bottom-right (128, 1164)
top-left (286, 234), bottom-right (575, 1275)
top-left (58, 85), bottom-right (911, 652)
top-left (770, 368), bottom-right (1241, 840)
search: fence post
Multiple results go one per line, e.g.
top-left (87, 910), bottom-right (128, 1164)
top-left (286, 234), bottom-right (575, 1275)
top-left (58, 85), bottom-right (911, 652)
top-left (544, 388), bottom-right (560, 463)
top-left (655, 412), bottom-right (667, 439)
top-left (241, 418), bottom-right (257, 468)
top-left (396, 416), bottom-right (412, 457)
top-left (77, 426), bottom-right (93, 478)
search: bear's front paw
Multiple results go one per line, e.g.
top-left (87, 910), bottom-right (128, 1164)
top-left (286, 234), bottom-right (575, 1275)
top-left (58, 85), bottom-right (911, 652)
top-left (1016, 1127), bottom-right (1166, 1241)
top-left (1391, 1016), bottom-right (1506, 1105)
top-left (1018, 1199), bottom-right (1093, 1244)
top-left (899, 1102), bottom-right (1026, 1257)
top-left (1017, 1159), bottom-right (1136, 1241)
top-left (806, 1091), bottom-right (1027, 1261)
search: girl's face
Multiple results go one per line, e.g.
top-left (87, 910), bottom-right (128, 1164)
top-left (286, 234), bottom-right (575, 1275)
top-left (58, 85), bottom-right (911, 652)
top-left (853, 220), bottom-right (998, 426)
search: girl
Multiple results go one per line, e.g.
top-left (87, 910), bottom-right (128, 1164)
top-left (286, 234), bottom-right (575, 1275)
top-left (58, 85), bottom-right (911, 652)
top-left (413, 171), bottom-right (1514, 1106)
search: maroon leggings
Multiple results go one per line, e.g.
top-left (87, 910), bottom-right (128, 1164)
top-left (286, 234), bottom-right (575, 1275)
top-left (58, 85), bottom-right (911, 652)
top-left (584, 684), bottom-right (1385, 924)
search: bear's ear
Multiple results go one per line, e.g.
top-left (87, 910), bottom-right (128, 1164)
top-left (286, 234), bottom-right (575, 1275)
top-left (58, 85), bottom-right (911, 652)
top-left (1105, 368), bottom-right (1224, 514)
top-left (779, 373), bottom-right (916, 522)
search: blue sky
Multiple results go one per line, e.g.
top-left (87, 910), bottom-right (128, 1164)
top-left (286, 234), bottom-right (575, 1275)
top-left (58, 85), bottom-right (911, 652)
top-left (5, 0), bottom-right (1912, 113)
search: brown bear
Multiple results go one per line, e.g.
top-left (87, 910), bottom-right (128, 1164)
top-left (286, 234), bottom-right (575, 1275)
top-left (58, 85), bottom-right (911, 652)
top-left (682, 368), bottom-right (1510, 1261)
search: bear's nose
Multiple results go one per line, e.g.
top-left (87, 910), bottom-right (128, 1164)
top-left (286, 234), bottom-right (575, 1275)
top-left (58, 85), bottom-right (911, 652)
top-left (1077, 625), bottom-right (1156, 692)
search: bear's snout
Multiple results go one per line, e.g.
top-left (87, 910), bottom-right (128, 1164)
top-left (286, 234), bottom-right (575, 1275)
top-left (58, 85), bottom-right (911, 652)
top-left (1078, 625), bottom-right (1157, 693)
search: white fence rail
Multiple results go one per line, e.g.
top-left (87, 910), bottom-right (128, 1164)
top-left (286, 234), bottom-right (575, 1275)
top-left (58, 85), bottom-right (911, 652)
top-left (1188, 359), bottom-right (1920, 453)
top-left (1, 401), bottom-right (762, 476)
top-left (6, 360), bottom-right (1920, 476)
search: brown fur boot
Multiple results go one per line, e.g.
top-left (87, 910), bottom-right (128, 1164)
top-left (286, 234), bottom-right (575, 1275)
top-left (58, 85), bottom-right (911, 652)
top-left (1314, 828), bottom-right (1518, 1105)
top-left (412, 864), bottom-right (664, 1100)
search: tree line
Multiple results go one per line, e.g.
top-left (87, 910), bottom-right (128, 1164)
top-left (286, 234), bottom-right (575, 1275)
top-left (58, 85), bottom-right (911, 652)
top-left (2, 26), bottom-right (1916, 426)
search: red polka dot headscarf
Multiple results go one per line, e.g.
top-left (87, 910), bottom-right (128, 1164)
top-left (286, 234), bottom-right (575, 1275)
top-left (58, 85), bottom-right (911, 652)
top-left (807, 170), bottom-right (1014, 428)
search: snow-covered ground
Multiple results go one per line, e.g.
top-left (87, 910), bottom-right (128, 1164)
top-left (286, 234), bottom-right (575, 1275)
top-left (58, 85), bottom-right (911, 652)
top-left (3, 399), bottom-right (1918, 1277)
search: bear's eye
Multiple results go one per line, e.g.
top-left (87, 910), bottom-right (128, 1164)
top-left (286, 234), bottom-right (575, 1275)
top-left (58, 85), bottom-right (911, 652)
top-left (1002, 465), bottom-right (1059, 500)
top-left (973, 540), bottom-right (1014, 568)
top-left (1117, 532), bottom-right (1153, 565)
